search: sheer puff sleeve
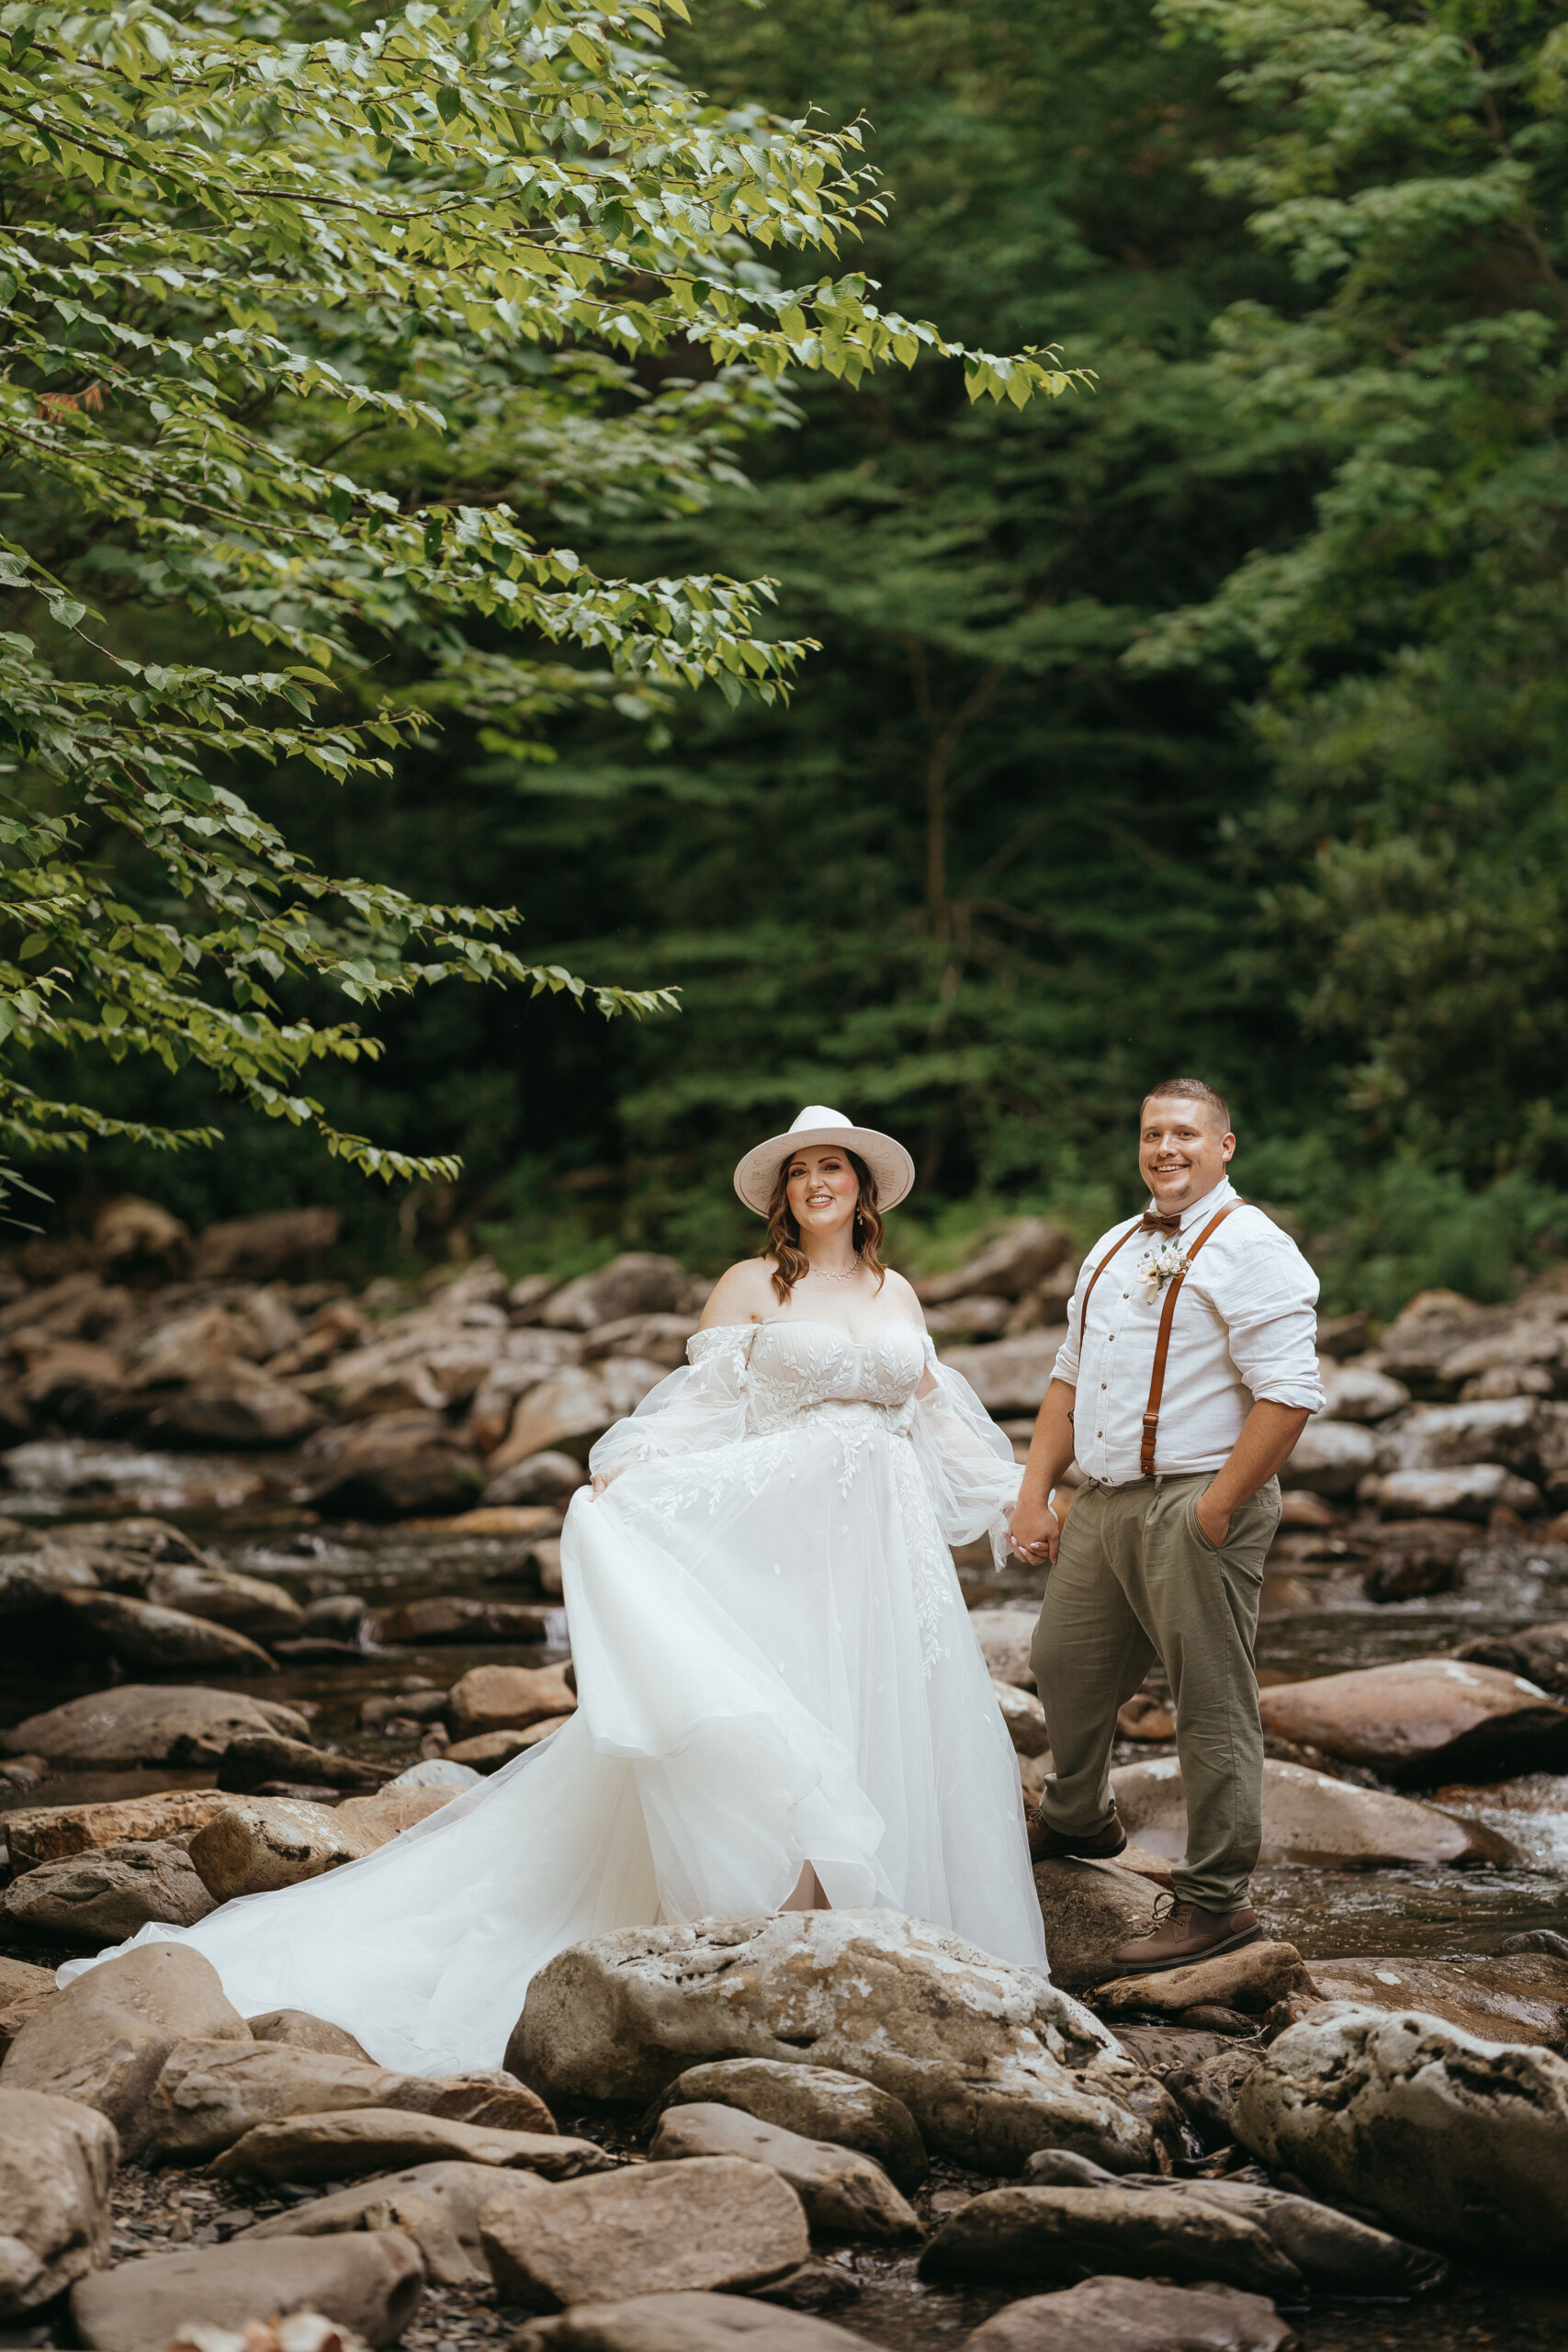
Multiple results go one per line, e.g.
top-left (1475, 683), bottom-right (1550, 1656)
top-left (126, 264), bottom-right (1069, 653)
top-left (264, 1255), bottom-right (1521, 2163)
top-left (587, 1325), bottom-right (753, 1480)
top-left (910, 1339), bottom-right (1022, 1569)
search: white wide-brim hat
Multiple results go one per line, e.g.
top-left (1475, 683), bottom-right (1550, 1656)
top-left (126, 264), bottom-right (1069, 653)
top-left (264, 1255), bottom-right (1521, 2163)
top-left (733, 1104), bottom-right (916, 1218)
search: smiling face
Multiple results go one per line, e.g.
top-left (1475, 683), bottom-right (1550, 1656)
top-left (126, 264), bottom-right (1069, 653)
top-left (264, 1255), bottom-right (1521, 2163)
top-left (784, 1145), bottom-right (861, 1244)
top-left (1138, 1094), bottom-right (1235, 1213)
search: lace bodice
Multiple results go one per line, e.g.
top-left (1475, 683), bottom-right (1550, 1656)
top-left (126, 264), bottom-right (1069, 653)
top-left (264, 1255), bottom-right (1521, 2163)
top-left (698, 1317), bottom-right (929, 1434)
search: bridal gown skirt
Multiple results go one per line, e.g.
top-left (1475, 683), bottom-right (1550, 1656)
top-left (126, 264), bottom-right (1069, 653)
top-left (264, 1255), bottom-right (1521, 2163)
top-left (64, 1398), bottom-right (1048, 2075)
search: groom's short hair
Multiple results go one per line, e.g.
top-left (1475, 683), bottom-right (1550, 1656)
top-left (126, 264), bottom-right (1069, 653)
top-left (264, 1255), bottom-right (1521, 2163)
top-left (1141, 1078), bottom-right (1231, 1130)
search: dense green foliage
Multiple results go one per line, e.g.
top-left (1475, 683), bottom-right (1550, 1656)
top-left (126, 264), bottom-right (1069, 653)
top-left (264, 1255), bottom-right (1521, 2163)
top-left (7, 0), bottom-right (1568, 1310)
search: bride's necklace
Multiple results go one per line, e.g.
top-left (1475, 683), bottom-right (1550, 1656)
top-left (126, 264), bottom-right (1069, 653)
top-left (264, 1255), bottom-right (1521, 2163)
top-left (804, 1259), bottom-right (863, 1285)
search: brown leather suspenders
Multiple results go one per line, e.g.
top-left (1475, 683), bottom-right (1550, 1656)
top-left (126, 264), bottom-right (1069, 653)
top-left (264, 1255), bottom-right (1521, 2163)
top-left (1073, 1204), bottom-right (1241, 1479)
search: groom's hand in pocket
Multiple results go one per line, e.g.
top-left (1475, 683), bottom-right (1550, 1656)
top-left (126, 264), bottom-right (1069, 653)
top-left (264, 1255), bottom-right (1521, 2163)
top-left (1195, 1485), bottom-right (1234, 1549)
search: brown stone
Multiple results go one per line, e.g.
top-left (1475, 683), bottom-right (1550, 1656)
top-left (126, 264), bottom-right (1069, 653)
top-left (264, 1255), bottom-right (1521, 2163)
top-left (247, 2009), bottom-right (373, 2063)
top-left (0, 2086), bottom-right (119, 2317)
top-left (152, 2040), bottom-right (557, 2158)
top-left (963, 2276), bottom-right (1294, 2352)
top-left (5, 1789), bottom-right (238, 1871)
top-left (0, 1838), bottom-right (216, 1942)
top-left (1305, 1953), bottom-right (1568, 2048)
top-left (70, 2231), bottom-right (420, 2352)
top-left (511, 2297), bottom-right (865, 2351)
top-left (216, 1736), bottom-right (396, 1794)
top-left (914, 1222), bottom-right (1073, 1306)
top-left (0, 1955), bottom-right (58, 2056)
top-left (919, 2184), bottom-right (1303, 2297)
top-left (490, 1362), bottom-right (666, 1471)
top-left (3, 1684), bottom-right (310, 1768)
top-left (192, 1207), bottom-right (342, 1283)
top-left (659, 2056), bottom-right (928, 2192)
top-left (541, 1255), bottom-right (687, 1331)
top-left (1110, 1754), bottom-right (1516, 1869)
top-left (58, 1589), bottom-right (277, 1673)
top-left (447, 1663), bottom-right (577, 1738)
top-left (649, 2103), bottom-right (919, 2239)
top-left (214, 2109), bottom-right (602, 2186)
top-left (1258, 1659), bottom-right (1568, 1782)
top-left (245, 2162), bottom-right (546, 2288)
top-left (1096, 1944), bottom-right (1316, 2019)
top-left (446, 1723), bottom-right (569, 1770)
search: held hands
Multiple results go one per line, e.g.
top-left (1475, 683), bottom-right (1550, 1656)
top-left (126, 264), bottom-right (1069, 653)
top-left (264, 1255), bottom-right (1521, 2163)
top-left (1008, 1493), bottom-right (1061, 1566)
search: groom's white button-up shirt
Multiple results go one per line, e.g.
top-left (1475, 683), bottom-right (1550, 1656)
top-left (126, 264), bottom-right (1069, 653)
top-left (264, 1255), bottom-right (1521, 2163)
top-left (1052, 1176), bottom-right (1325, 1485)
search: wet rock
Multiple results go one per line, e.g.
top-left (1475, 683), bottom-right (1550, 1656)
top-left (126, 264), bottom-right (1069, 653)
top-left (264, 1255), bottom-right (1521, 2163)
top-left (1233, 2003), bottom-right (1568, 2260)
top-left (1363, 1465), bottom-right (1543, 1520)
top-left (1280, 1419), bottom-right (1379, 1495)
top-left (133, 1562), bottom-right (307, 1643)
top-left (152, 2041), bottom-right (557, 2158)
top-left (0, 2086), bottom-right (118, 2315)
top-left (480, 2155), bottom-right (809, 2310)
top-left (71, 2231), bottom-right (421, 2352)
top-left (1109, 1755), bottom-right (1514, 1869)
top-left (1498, 1928), bottom-right (1568, 1960)
top-left (145, 1370), bottom-right (324, 1451)
top-left (216, 1736), bottom-right (396, 1794)
top-left (482, 1450), bottom-right (589, 1507)
top-left (1305, 1954), bottom-right (1568, 2048)
top-left (513, 2291), bottom-right (865, 2351)
top-left (659, 2056), bottom-right (928, 2191)
top-left (371, 1597), bottom-right (550, 1645)
top-left (0, 1955), bottom-right (59, 2056)
top-left (936, 1334), bottom-right (1066, 1416)
top-left (5, 1789), bottom-right (240, 1871)
top-left (542, 1254), bottom-right (687, 1331)
top-left (59, 1589), bottom-right (278, 1673)
top-left (490, 1361), bottom-right (667, 1472)
top-left (247, 2011), bottom-right (374, 2064)
top-left (1032, 1860), bottom-right (1165, 1996)
top-left (215, 2109), bottom-right (602, 2186)
top-left (1454, 1620), bottom-right (1568, 1695)
top-left (996, 1680), bottom-right (1050, 1756)
top-left (1165, 2044), bottom-right (1268, 2143)
top-left (447, 1662), bottom-right (577, 1737)
top-left (188, 1799), bottom-right (365, 1900)
top-left (1258, 1659), bottom-right (1568, 1783)
top-left (1097, 1945), bottom-right (1316, 2020)
top-left (245, 2161), bottom-right (546, 2289)
top-left (2, 1683), bottom-right (310, 1768)
top-left (963, 2276), bottom-right (1294, 2352)
top-left (0, 1838), bottom-right (216, 1941)
top-left (1316, 1358), bottom-right (1410, 1422)
top-left (649, 2103), bottom-right (919, 2239)
top-left (192, 1208), bottom-right (343, 1283)
top-left (0, 1945), bottom-right (247, 2161)
top-left (914, 1223), bottom-right (1073, 1306)
top-left (446, 1724), bottom-right (566, 1770)
top-left (919, 2184), bottom-right (1303, 2296)
top-left (511, 1911), bottom-right (1152, 2177)
top-left (968, 1607), bottom-right (1041, 1691)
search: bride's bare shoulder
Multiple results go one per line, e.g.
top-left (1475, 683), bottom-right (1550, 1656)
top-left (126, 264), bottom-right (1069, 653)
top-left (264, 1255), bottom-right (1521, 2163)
top-left (878, 1265), bottom-right (927, 1325)
top-left (699, 1258), bottom-right (775, 1329)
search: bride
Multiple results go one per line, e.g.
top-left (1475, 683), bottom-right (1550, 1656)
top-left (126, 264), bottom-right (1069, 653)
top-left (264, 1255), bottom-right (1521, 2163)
top-left (64, 1106), bottom-right (1047, 2073)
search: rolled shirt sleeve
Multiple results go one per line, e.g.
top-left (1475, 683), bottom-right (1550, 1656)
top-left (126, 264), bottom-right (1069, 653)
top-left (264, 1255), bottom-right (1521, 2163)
top-left (1203, 1226), bottom-right (1325, 1413)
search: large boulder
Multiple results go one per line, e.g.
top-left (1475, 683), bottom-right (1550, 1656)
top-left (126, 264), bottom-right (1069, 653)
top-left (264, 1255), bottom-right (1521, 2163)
top-left (914, 1223), bottom-right (1073, 1306)
top-left (2, 1682), bottom-right (310, 1766)
top-left (1305, 1954), bottom-right (1568, 2049)
top-left (308, 1415), bottom-right (486, 1521)
top-left (57, 1589), bottom-right (277, 1673)
top-left (512, 2297), bottom-right (865, 2352)
top-left (0, 1945), bottom-right (247, 2161)
top-left (936, 1334), bottom-right (1066, 1416)
top-left (479, 2157), bottom-right (809, 2310)
top-left (1363, 1465), bottom-right (1544, 1520)
top-left (1258, 1659), bottom-right (1568, 1783)
top-left (1032, 1860), bottom-right (1165, 1996)
top-left (151, 2039), bottom-right (556, 2158)
top-left (0, 2086), bottom-right (118, 2316)
top-left (1233, 2003), bottom-right (1568, 2260)
top-left (648, 2104), bottom-right (919, 2240)
top-left (70, 2231), bottom-right (421, 2352)
top-left (510, 1912), bottom-right (1156, 2177)
top-left (245, 2162), bottom-right (548, 2289)
top-left (964, 2278), bottom-right (1293, 2352)
top-left (446, 1663), bottom-right (577, 1737)
top-left (491, 1361), bottom-right (667, 1471)
top-left (1109, 1755), bottom-right (1514, 1869)
top-left (214, 2109), bottom-right (604, 2186)
top-left (5, 1789), bottom-right (238, 1871)
top-left (93, 1194), bottom-right (190, 1276)
top-left (1377, 1289), bottom-right (1505, 1387)
top-left (1279, 1419), bottom-right (1379, 1496)
top-left (0, 1838), bottom-right (216, 1941)
top-left (542, 1254), bottom-right (687, 1331)
top-left (658, 2056), bottom-right (928, 2191)
top-left (191, 1207), bottom-right (343, 1283)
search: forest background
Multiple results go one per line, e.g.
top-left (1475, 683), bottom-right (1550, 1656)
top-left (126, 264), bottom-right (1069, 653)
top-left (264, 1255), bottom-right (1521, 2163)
top-left (6, 0), bottom-right (1567, 1319)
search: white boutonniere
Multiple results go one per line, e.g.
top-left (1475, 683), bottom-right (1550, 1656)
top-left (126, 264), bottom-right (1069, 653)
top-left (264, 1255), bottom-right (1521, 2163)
top-left (1137, 1238), bottom-right (1189, 1296)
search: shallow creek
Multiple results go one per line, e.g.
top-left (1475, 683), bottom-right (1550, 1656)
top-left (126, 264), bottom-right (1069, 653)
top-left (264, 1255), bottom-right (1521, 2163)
top-left (3, 1440), bottom-right (1566, 2352)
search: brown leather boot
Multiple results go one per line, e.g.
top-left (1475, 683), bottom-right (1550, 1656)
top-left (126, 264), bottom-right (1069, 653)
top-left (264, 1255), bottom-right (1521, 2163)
top-left (1105, 1893), bottom-right (1261, 1976)
top-left (1026, 1809), bottom-right (1128, 1865)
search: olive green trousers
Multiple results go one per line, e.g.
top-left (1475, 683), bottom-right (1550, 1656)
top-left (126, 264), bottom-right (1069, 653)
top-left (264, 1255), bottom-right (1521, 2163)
top-left (1029, 1470), bottom-right (1280, 1913)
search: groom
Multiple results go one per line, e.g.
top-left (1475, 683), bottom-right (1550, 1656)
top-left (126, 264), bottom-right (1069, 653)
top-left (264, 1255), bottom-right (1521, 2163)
top-left (1008, 1080), bottom-right (1324, 1972)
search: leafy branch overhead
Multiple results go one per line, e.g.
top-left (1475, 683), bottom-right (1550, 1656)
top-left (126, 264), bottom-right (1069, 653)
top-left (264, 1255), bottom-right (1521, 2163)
top-left (0, 0), bottom-right (1086, 1191)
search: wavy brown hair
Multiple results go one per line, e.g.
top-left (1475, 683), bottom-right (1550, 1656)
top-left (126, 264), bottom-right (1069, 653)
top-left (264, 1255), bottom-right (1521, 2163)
top-left (763, 1147), bottom-right (886, 1305)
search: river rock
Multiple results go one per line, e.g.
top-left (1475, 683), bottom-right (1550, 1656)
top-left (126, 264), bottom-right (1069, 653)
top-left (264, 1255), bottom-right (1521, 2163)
top-left (919, 2184), bottom-right (1303, 2296)
top-left (217, 1736), bottom-right (397, 1793)
top-left (310, 1431), bottom-right (485, 1521)
top-left (649, 2104), bottom-right (919, 2240)
top-left (0, 1956), bottom-right (58, 2055)
top-left (372, 1597), bottom-right (551, 1645)
top-left (1383, 1396), bottom-right (1565, 1480)
top-left (94, 1193), bottom-right (189, 1274)
top-left (134, 1562), bottom-right (306, 1642)
top-left (0, 2086), bottom-right (118, 2315)
top-left (1097, 1945), bottom-right (1316, 2020)
top-left (542, 1254), bottom-right (687, 1330)
top-left (915, 1223), bottom-right (1073, 1306)
top-left (1280, 1419), bottom-right (1379, 1496)
top-left (248, 2010), bottom-right (374, 2063)
top-left (4, 1789), bottom-right (239, 1871)
top-left (491, 1361), bottom-right (666, 1471)
top-left (480, 2156), bottom-right (809, 2310)
top-left (188, 1800), bottom-right (365, 1900)
top-left (192, 1207), bottom-right (342, 1283)
top-left (482, 1450), bottom-right (589, 1507)
top-left (1258, 1659), bottom-right (1568, 1781)
top-left (72, 2231), bottom-right (420, 2352)
top-left (936, 1334), bottom-right (1066, 1416)
top-left (146, 1368), bottom-right (324, 1450)
top-left (1454, 1620), bottom-right (1568, 1695)
top-left (215, 2109), bottom-right (604, 2186)
top-left (58, 1589), bottom-right (277, 1673)
top-left (1032, 1860), bottom-right (1166, 1996)
top-left (964, 2276), bottom-right (1294, 2352)
top-left (1316, 1358), bottom-right (1410, 1422)
top-left (152, 2041), bottom-right (556, 2157)
top-left (513, 2292), bottom-right (866, 2351)
top-left (447, 1663), bottom-right (577, 1737)
top-left (245, 2161), bottom-right (547, 2288)
top-left (2, 1683), bottom-right (310, 1766)
top-left (1109, 1755), bottom-right (1512, 1868)
top-left (1305, 1954), bottom-right (1568, 2048)
top-left (1233, 2003), bottom-right (1568, 2259)
top-left (511, 1911), bottom-right (1156, 2177)
top-left (0, 1838), bottom-right (216, 1940)
top-left (0, 1945), bottom-right (247, 2160)
top-left (1363, 1465), bottom-right (1544, 1520)
top-left (1165, 2044), bottom-right (1267, 2143)
top-left (996, 1681), bottom-right (1050, 1756)
top-left (446, 1725), bottom-right (564, 1770)
top-left (968, 1608), bottom-right (1041, 1691)
top-left (658, 2057), bottom-right (928, 2191)
top-left (1377, 1289), bottom-right (1503, 1385)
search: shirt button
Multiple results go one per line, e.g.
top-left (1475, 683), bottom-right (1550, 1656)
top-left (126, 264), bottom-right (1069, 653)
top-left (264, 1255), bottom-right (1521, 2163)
top-left (1108, 1334), bottom-right (1115, 1342)
top-left (1101, 1383), bottom-right (1107, 1390)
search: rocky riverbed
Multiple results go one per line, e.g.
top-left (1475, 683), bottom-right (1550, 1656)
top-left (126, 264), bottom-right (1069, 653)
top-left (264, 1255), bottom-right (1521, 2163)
top-left (2, 1204), bottom-right (1567, 2350)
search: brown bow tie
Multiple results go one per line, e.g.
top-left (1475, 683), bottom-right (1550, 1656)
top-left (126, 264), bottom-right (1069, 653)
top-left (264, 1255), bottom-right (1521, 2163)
top-left (1138, 1210), bottom-right (1182, 1236)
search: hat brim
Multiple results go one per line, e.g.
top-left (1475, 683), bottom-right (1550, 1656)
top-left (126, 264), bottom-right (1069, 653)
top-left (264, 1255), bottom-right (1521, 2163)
top-left (733, 1125), bottom-right (916, 1218)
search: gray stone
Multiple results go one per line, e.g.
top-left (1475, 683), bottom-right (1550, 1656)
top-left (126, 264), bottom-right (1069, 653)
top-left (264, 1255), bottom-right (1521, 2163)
top-left (964, 2277), bottom-right (1294, 2352)
top-left (1384, 1396), bottom-right (1562, 1480)
top-left (936, 1335), bottom-right (1066, 1416)
top-left (1233, 2002), bottom-right (1568, 2258)
top-left (1032, 1860), bottom-right (1164, 1996)
top-left (1109, 1754), bottom-right (1511, 1869)
top-left (513, 2293), bottom-right (867, 2351)
top-left (659, 2057), bottom-right (928, 2190)
top-left (3, 1789), bottom-right (239, 1871)
top-left (0, 1837), bottom-right (216, 1940)
top-left (915, 1223), bottom-right (1073, 1306)
top-left (247, 2010), bottom-right (374, 2064)
top-left (1166, 2045), bottom-right (1268, 2143)
top-left (0, 1944), bottom-right (248, 2161)
top-left (138, 1561), bottom-right (306, 1642)
top-left (1316, 1358), bottom-right (1410, 1423)
top-left (964, 1608), bottom-right (1041, 1690)
top-left (490, 1362), bottom-right (666, 1471)
top-left (152, 2041), bottom-right (557, 2157)
top-left (0, 2086), bottom-right (118, 2316)
top-left (482, 1450), bottom-right (588, 1507)
top-left (996, 1680), bottom-right (1050, 1756)
top-left (72, 2231), bottom-right (420, 2351)
top-left (509, 1911), bottom-right (1154, 2177)
top-left (2, 1683), bottom-right (310, 1766)
top-left (1363, 1465), bottom-right (1544, 1521)
top-left (244, 2161), bottom-right (546, 2288)
top-left (213, 2109), bottom-right (606, 2186)
top-left (542, 1254), bottom-right (687, 1331)
top-left (479, 2156), bottom-right (810, 2310)
top-left (649, 2103), bottom-right (919, 2240)
top-left (919, 2185), bottom-right (1303, 2296)
top-left (1280, 1419), bottom-right (1379, 1496)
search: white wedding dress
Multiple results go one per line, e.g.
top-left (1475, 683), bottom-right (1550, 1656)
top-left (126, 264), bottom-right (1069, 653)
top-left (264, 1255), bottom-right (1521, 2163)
top-left (65, 1318), bottom-right (1048, 2073)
